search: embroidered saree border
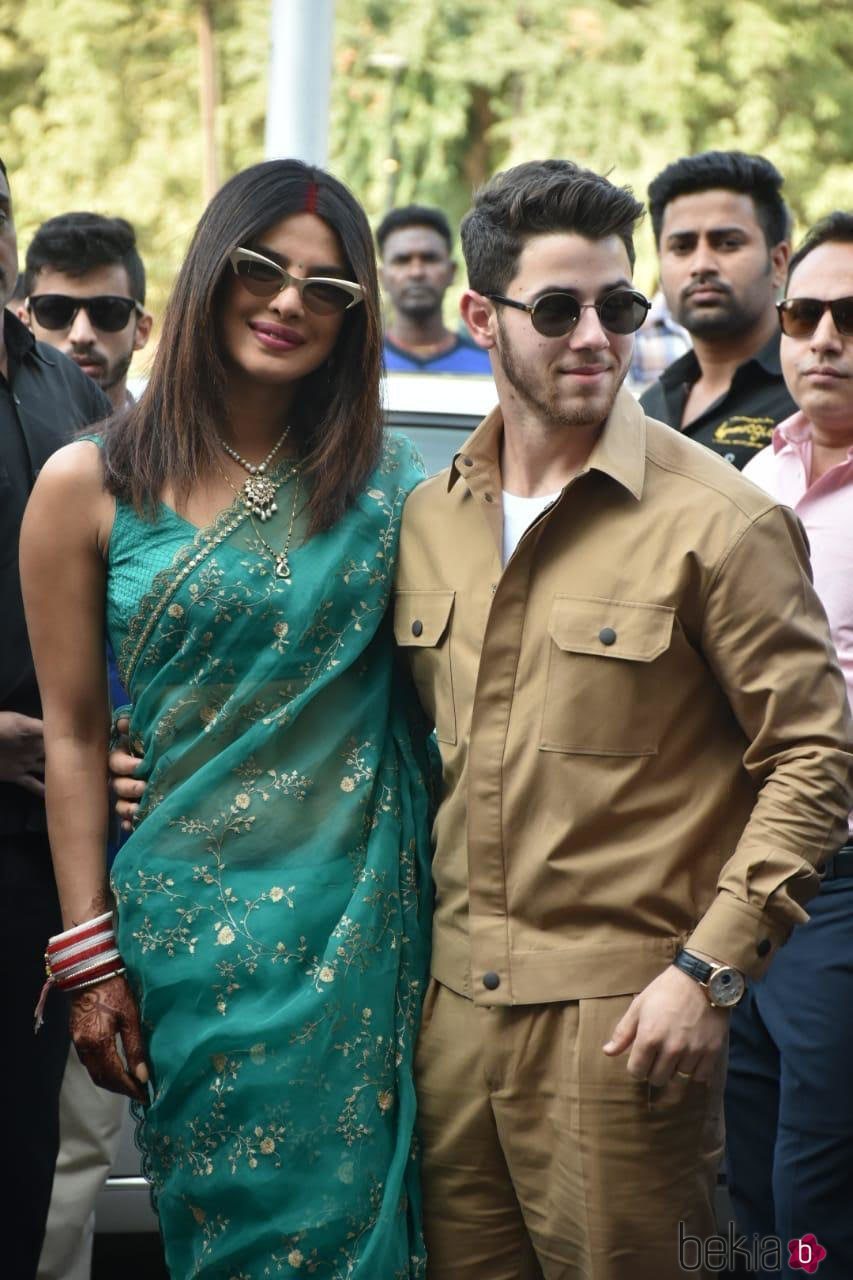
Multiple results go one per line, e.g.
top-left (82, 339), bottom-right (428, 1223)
top-left (117, 457), bottom-right (305, 689)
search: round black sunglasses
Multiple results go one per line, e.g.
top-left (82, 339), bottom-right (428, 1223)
top-left (485, 288), bottom-right (651, 337)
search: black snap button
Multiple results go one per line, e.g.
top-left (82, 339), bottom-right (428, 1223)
top-left (411, 620), bottom-right (423, 637)
top-left (756, 938), bottom-right (771, 958)
top-left (599, 626), bottom-right (617, 646)
top-left (483, 971), bottom-right (500, 990)
top-left (461, 455), bottom-right (474, 467)
top-left (484, 492), bottom-right (494, 503)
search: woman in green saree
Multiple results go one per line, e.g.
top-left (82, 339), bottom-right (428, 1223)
top-left (21, 161), bottom-right (433, 1279)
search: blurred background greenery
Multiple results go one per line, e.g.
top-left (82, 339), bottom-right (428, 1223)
top-left (2, 0), bottom-right (851, 354)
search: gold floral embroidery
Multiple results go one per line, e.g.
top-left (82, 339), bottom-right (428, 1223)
top-left (109, 435), bottom-right (429, 1277)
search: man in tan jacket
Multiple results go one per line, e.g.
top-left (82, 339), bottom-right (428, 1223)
top-left (395, 160), bottom-right (852, 1279)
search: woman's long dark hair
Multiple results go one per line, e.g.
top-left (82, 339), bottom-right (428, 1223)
top-left (102, 160), bottom-right (384, 535)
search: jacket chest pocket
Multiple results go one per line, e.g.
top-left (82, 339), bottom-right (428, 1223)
top-left (394, 590), bottom-right (457, 745)
top-left (540, 596), bottom-right (675, 756)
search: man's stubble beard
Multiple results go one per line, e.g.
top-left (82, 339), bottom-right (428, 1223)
top-left (496, 316), bottom-right (626, 430)
top-left (674, 254), bottom-right (774, 341)
top-left (100, 349), bottom-right (134, 395)
top-left (397, 292), bottom-right (443, 326)
top-left (676, 294), bottom-right (761, 341)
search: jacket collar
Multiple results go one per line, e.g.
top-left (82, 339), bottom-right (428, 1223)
top-left (449, 386), bottom-right (646, 502)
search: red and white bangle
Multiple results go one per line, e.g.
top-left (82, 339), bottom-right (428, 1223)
top-left (34, 911), bottom-right (126, 1031)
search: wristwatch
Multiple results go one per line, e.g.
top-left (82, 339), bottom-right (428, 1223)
top-left (672, 950), bottom-right (746, 1008)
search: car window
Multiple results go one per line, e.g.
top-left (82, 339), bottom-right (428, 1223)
top-left (382, 371), bottom-right (496, 477)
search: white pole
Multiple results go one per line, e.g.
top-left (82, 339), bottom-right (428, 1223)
top-left (265, 0), bottom-right (336, 165)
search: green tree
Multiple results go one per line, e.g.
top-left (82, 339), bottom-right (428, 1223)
top-left (331, 0), bottom-right (853, 284)
top-left (1, 0), bottom-right (850, 323)
top-left (0, 0), bottom-right (268, 326)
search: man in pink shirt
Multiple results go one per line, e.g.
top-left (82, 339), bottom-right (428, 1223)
top-left (726, 211), bottom-right (853, 1277)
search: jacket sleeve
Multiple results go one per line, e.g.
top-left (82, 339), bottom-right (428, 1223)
top-left (686, 503), bottom-right (853, 978)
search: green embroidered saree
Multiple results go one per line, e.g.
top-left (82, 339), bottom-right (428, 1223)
top-left (105, 434), bottom-right (432, 1279)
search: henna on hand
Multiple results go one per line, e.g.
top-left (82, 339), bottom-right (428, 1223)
top-left (71, 973), bottom-right (149, 1103)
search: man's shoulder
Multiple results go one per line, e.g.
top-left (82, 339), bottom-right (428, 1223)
top-left (642, 413), bottom-right (777, 520)
top-left (32, 342), bottom-right (112, 415)
top-left (431, 337), bottom-right (491, 373)
top-left (402, 466), bottom-right (451, 515)
top-left (14, 334), bottom-right (112, 424)
top-left (639, 348), bottom-right (697, 412)
top-left (382, 338), bottom-right (417, 372)
top-left (638, 376), bottom-right (667, 418)
top-left (400, 467), bottom-right (459, 540)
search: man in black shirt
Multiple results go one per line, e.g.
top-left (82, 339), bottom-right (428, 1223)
top-left (0, 157), bottom-right (110, 1277)
top-left (640, 151), bottom-right (796, 469)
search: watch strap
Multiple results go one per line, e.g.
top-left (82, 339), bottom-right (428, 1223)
top-left (673, 949), bottom-right (713, 984)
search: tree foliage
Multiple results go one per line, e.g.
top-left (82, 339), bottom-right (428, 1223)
top-left (332, 0), bottom-right (853, 284)
top-left (0, 0), bottom-right (268, 316)
top-left (1, 0), bottom-right (850, 320)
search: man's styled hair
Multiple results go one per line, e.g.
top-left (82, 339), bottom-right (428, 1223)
top-left (376, 204), bottom-right (452, 254)
top-left (647, 151), bottom-right (790, 249)
top-left (24, 212), bottom-right (146, 303)
top-left (460, 159), bottom-right (644, 296)
top-left (788, 211), bottom-right (853, 281)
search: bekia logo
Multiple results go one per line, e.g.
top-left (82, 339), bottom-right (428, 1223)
top-left (678, 1223), bottom-right (827, 1273)
top-left (788, 1234), bottom-right (827, 1274)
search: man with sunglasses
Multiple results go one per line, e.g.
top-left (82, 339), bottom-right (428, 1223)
top-left (723, 212), bottom-right (853, 1277)
top-left (395, 159), bottom-right (852, 1279)
top-left (24, 212), bottom-right (151, 411)
top-left (0, 159), bottom-right (111, 1279)
top-left (640, 151), bottom-right (796, 469)
top-left (23, 212), bottom-right (151, 1280)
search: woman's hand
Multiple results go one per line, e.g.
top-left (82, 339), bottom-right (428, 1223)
top-left (70, 973), bottom-right (150, 1103)
top-left (110, 715), bottom-right (145, 831)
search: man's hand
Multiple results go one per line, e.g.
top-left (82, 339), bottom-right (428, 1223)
top-left (0, 710), bottom-right (45, 795)
top-left (109, 715), bottom-right (145, 831)
top-left (602, 965), bottom-right (729, 1086)
top-left (70, 972), bottom-right (149, 1103)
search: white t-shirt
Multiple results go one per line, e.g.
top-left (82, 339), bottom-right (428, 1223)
top-left (501, 489), bottom-right (561, 566)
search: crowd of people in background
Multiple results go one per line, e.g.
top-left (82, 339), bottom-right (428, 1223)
top-left (1, 143), bottom-right (851, 1280)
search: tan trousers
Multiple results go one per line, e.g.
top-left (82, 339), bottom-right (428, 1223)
top-left (37, 1045), bottom-right (125, 1280)
top-left (415, 980), bottom-right (724, 1280)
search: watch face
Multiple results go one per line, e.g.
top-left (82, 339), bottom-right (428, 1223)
top-left (708, 967), bottom-right (745, 1008)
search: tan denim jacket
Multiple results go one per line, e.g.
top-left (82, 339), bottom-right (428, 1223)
top-left (395, 390), bottom-right (853, 1006)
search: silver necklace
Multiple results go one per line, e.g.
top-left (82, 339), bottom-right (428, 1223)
top-left (215, 455), bottom-right (302, 581)
top-left (217, 424), bottom-right (291, 522)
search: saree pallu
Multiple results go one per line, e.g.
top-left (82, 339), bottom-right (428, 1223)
top-left (106, 434), bottom-right (432, 1279)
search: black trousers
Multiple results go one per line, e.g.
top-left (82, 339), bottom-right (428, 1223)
top-left (0, 831), bottom-right (69, 1279)
top-left (725, 875), bottom-right (853, 1280)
